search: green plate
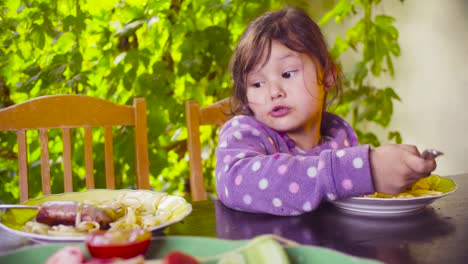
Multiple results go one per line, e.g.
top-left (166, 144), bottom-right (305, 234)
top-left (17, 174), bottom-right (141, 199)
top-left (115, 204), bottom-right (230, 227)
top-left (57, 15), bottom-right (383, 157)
top-left (0, 189), bottom-right (192, 242)
top-left (0, 236), bottom-right (381, 264)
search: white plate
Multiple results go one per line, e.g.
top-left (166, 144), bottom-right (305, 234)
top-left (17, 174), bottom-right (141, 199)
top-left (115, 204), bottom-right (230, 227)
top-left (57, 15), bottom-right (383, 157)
top-left (0, 189), bottom-right (192, 243)
top-left (331, 187), bottom-right (457, 215)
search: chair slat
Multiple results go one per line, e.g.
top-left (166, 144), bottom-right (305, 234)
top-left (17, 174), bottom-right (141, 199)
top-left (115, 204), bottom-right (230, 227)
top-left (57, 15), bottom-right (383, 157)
top-left (17, 130), bottom-right (29, 203)
top-left (39, 129), bottom-right (51, 195)
top-left (134, 98), bottom-right (150, 190)
top-left (62, 128), bottom-right (73, 192)
top-left (186, 101), bottom-right (206, 201)
top-left (104, 126), bottom-right (115, 189)
top-left (84, 127), bottom-right (94, 189)
top-left (186, 98), bottom-right (233, 201)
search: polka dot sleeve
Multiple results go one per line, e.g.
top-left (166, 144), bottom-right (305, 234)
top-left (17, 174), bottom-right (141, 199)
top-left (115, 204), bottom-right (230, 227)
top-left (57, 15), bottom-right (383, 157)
top-left (215, 116), bottom-right (374, 216)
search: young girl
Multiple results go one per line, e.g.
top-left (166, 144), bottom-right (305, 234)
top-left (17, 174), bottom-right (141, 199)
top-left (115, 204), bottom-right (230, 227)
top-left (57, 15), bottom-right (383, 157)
top-left (215, 7), bottom-right (437, 215)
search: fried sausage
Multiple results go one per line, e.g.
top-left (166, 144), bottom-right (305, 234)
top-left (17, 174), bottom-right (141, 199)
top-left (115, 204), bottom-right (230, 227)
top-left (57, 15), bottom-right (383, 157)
top-left (35, 201), bottom-right (115, 229)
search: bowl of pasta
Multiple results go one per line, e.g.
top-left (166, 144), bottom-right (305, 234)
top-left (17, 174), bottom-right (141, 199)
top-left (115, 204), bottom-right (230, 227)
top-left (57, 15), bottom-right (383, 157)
top-left (0, 189), bottom-right (192, 242)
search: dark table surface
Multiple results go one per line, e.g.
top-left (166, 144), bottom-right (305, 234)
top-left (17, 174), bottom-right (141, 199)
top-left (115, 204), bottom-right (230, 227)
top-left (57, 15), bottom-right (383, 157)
top-left (1, 174), bottom-right (467, 264)
top-left (163, 173), bottom-right (468, 264)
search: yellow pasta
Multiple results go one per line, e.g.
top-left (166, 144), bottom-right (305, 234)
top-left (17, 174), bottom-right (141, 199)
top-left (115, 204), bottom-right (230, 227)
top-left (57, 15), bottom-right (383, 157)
top-left (364, 174), bottom-right (456, 198)
top-left (22, 191), bottom-right (185, 237)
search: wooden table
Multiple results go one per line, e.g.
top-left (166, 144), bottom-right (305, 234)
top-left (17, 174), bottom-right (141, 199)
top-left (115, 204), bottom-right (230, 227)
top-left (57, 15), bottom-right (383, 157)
top-left (1, 174), bottom-right (467, 264)
top-left (164, 173), bottom-right (468, 264)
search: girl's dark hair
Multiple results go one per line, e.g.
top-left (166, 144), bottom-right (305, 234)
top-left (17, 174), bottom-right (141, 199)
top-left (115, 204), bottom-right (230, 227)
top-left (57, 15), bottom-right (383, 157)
top-left (228, 6), bottom-right (342, 115)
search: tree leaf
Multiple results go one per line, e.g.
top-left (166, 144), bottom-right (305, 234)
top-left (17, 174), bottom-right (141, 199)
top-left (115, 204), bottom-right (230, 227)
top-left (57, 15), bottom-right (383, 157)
top-left (319, 0), bottom-right (352, 25)
top-left (388, 131), bottom-right (402, 144)
top-left (54, 32), bottom-right (76, 53)
top-left (330, 35), bottom-right (349, 59)
top-left (375, 15), bottom-right (395, 26)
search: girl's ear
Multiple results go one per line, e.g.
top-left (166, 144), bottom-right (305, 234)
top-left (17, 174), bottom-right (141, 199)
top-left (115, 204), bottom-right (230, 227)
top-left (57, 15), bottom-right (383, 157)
top-left (324, 64), bottom-right (338, 92)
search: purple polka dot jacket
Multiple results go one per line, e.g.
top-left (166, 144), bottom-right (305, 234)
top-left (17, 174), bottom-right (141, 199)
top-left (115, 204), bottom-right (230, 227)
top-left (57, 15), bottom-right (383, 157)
top-left (215, 112), bottom-right (375, 215)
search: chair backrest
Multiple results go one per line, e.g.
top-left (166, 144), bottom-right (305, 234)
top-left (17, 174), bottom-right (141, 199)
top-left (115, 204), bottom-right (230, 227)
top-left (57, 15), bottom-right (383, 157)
top-left (185, 98), bottom-right (232, 201)
top-left (0, 95), bottom-right (150, 202)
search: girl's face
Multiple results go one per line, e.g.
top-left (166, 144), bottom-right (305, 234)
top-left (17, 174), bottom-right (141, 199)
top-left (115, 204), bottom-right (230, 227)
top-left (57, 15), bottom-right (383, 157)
top-left (246, 41), bottom-right (326, 136)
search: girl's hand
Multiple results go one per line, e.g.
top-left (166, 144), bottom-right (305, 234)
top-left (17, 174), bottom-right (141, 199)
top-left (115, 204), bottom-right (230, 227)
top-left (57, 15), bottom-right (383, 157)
top-left (370, 144), bottom-right (437, 194)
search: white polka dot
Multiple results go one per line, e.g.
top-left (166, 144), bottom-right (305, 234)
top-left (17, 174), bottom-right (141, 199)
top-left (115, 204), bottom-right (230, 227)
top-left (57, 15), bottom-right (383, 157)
top-left (232, 120), bottom-right (240, 127)
top-left (240, 124), bottom-right (250, 129)
top-left (252, 129), bottom-right (261, 136)
top-left (307, 166), bottom-right (317, 178)
top-left (342, 179), bottom-right (353, 190)
top-left (224, 165), bottom-right (229, 172)
top-left (235, 175), bottom-right (243, 186)
top-left (224, 186), bottom-right (229, 197)
top-left (243, 195), bottom-right (252, 205)
top-left (353, 157), bottom-right (364, 168)
top-left (219, 141), bottom-right (227, 148)
top-left (336, 149), bottom-right (346, 158)
top-left (272, 198), bottom-right (282, 207)
top-left (303, 201), bottom-right (312, 211)
top-left (258, 178), bottom-right (269, 190)
top-left (233, 131), bottom-right (242, 140)
top-left (236, 152), bottom-right (246, 159)
top-left (252, 161), bottom-right (261, 171)
top-left (297, 156), bottom-right (306, 161)
top-left (327, 193), bottom-right (337, 201)
top-left (278, 165), bottom-right (288, 175)
top-left (223, 155), bottom-right (232, 164)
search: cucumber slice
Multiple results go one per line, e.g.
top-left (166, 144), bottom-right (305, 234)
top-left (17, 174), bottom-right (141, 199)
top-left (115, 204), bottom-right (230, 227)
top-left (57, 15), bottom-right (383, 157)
top-left (242, 235), bottom-right (291, 264)
top-left (202, 235), bottom-right (293, 264)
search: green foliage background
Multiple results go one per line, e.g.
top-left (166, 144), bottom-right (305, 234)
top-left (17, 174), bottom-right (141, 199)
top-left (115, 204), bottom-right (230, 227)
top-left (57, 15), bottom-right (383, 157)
top-left (0, 0), bottom-right (402, 203)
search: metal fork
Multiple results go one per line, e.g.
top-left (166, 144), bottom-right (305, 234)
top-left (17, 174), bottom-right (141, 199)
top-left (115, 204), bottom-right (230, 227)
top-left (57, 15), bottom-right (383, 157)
top-left (421, 149), bottom-right (444, 160)
top-left (0, 204), bottom-right (38, 209)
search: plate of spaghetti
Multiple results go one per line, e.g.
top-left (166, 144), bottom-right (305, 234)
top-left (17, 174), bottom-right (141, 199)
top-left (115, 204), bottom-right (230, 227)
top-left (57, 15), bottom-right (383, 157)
top-left (0, 189), bottom-right (192, 242)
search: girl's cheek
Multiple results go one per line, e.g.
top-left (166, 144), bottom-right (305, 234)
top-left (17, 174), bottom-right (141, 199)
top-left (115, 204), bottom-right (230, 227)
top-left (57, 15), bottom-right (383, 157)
top-left (249, 97), bottom-right (267, 106)
top-left (246, 91), bottom-right (263, 105)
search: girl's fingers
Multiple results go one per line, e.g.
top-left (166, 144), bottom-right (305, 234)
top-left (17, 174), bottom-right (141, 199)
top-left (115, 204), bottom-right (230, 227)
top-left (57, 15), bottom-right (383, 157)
top-left (399, 144), bottom-right (421, 156)
top-left (404, 152), bottom-right (437, 175)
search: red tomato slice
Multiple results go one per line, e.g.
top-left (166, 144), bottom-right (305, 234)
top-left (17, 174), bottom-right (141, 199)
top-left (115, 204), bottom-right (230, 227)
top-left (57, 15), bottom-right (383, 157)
top-left (163, 251), bottom-right (199, 264)
top-left (85, 228), bottom-right (151, 259)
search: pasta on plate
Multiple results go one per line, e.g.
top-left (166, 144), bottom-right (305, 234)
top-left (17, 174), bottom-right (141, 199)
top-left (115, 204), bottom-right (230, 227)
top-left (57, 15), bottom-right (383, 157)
top-left (22, 191), bottom-right (190, 237)
top-left (363, 174), bottom-right (456, 198)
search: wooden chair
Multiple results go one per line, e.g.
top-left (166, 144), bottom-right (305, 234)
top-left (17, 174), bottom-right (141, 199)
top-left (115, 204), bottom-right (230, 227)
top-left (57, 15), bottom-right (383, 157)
top-left (185, 98), bottom-right (232, 201)
top-left (0, 95), bottom-right (150, 202)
